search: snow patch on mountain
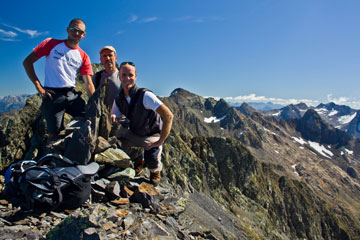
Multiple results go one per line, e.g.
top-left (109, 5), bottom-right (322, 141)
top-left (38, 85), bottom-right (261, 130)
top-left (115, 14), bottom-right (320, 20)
top-left (338, 112), bottom-right (357, 125)
top-left (308, 141), bottom-right (333, 159)
top-left (291, 136), bottom-right (306, 145)
top-left (315, 108), bottom-right (328, 115)
top-left (264, 128), bottom-right (278, 136)
top-left (204, 115), bottom-right (226, 123)
top-left (345, 149), bottom-right (353, 155)
top-left (291, 164), bottom-right (300, 176)
top-left (328, 109), bottom-right (338, 117)
top-left (272, 111), bottom-right (281, 116)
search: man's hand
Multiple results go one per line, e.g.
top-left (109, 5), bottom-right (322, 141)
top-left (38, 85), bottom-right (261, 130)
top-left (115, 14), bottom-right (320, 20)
top-left (39, 88), bottom-right (55, 100)
top-left (145, 140), bottom-right (162, 150)
top-left (111, 114), bottom-right (117, 123)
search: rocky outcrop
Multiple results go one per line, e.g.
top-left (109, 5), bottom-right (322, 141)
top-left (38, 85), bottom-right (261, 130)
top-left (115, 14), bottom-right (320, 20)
top-left (347, 110), bottom-right (360, 139)
top-left (162, 135), bottom-right (355, 239)
top-left (237, 102), bottom-right (257, 116)
top-left (297, 109), bottom-right (350, 146)
top-left (1, 85), bottom-right (360, 239)
top-left (0, 95), bottom-right (43, 169)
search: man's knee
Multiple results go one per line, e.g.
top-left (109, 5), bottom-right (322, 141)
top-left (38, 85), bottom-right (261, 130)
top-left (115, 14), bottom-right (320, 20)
top-left (41, 101), bottom-right (64, 135)
top-left (144, 147), bottom-right (162, 169)
top-left (67, 92), bottom-right (86, 117)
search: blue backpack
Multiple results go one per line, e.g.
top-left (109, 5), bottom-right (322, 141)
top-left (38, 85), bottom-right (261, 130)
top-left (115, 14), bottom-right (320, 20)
top-left (4, 154), bottom-right (99, 211)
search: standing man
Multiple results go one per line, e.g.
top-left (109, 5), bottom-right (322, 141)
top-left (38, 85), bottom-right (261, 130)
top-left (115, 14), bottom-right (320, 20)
top-left (23, 18), bottom-right (95, 137)
top-left (111, 62), bottom-right (173, 186)
top-left (93, 46), bottom-right (121, 107)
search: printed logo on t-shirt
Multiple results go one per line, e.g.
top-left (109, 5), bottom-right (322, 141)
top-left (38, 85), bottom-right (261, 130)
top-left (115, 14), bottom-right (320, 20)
top-left (53, 49), bottom-right (81, 68)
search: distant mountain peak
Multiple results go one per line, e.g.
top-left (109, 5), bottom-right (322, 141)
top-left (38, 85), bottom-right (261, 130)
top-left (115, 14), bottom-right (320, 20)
top-left (237, 102), bottom-right (257, 116)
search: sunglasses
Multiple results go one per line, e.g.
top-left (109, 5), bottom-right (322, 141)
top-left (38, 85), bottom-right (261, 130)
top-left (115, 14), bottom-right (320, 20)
top-left (69, 27), bottom-right (85, 35)
top-left (120, 62), bottom-right (135, 67)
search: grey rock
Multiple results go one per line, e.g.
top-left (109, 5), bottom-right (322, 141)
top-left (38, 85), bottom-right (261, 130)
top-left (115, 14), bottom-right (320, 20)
top-left (122, 212), bottom-right (136, 230)
top-left (93, 178), bottom-right (111, 190)
top-left (94, 148), bottom-right (131, 168)
top-left (108, 168), bottom-right (136, 180)
top-left (105, 181), bottom-right (121, 199)
top-left (94, 136), bottom-right (111, 154)
top-left (131, 182), bottom-right (160, 213)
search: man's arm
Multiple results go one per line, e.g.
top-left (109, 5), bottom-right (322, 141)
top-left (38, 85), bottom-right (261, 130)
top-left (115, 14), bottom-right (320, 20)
top-left (82, 74), bottom-right (95, 96)
top-left (23, 52), bottom-right (49, 98)
top-left (146, 104), bottom-right (173, 150)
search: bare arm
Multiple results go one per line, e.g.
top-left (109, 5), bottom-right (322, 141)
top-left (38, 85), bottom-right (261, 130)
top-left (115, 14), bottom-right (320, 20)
top-left (145, 104), bottom-right (173, 150)
top-left (82, 74), bottom-right (95, 97)
top-left (23, 52), bottom-right (50, 98)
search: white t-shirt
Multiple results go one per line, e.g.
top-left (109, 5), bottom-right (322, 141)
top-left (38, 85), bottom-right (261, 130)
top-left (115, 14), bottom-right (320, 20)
top-left (33, 38), bottom-right (93, 88)
top-left (111, 91), bottom-right (163, 117)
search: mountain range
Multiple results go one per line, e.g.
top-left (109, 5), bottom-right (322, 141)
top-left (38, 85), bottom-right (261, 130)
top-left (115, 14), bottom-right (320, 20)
top-left (0, 80), bottom-right (360, 239)
top-left (0, 94), bottom-right (31, 113)
top-left (263, 102), bottom-right (360, 139)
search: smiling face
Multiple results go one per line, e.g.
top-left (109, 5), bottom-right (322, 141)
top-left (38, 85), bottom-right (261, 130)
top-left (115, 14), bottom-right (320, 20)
top-left (100, 49), bottom-right (117, 73)
top-left (66, 21), bottom-right (86, 47)
top-left (119, 63), bottom-right (137, 94)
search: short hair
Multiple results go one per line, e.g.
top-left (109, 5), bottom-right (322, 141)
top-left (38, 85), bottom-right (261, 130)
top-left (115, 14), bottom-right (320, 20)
top-left (68, 18), bottom-right (86, 28)
top-left (119, 62), bottom-right (136, 73)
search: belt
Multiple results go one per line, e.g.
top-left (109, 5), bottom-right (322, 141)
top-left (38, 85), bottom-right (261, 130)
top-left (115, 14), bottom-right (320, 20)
top-left (44, 87), bottom-right (74, 93)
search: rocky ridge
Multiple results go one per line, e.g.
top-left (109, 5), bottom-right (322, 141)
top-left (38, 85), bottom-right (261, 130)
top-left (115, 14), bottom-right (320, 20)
top-left (0, 79), bottom-right (359, 239)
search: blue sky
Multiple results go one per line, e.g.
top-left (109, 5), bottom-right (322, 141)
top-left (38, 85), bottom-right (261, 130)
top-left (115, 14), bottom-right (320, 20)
top-left (1, 0), bottom-right (359, 109)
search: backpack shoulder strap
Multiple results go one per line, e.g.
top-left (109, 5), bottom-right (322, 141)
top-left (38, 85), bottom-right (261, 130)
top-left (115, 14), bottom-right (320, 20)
top-left (37, 154), bottom-right (74, 167)
top-left (94, 70), bottom-right (104, 89)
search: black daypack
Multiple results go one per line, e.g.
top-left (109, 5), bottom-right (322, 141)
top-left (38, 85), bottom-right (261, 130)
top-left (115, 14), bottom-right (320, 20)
top-left (5, 154), bottom-right (99, 211)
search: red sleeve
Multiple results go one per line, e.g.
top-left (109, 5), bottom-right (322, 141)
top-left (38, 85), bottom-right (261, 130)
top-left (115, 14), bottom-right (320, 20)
top-left (33, 38), bottom-right (63, 58)
top-left (78, 48), bottom-right (94, 76)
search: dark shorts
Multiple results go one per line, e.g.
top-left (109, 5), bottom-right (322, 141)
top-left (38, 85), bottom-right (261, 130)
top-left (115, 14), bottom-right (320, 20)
top-left (115, 127), bottom-right (163, 172)
top-left (41, 88), bottom-right (86, 134)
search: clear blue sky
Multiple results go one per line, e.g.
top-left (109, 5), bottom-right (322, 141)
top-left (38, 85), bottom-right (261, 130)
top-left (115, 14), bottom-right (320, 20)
top-left (1, 0), bottom-right (359, 109)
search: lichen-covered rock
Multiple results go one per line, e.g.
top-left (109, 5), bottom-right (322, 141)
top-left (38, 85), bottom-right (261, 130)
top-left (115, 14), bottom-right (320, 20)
top-left (94, 148), bottom-right (131, 168)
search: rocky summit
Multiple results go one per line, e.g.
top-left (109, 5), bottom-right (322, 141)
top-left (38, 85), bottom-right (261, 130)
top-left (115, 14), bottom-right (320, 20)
top-left (0, 75), bottom-right (360, 239)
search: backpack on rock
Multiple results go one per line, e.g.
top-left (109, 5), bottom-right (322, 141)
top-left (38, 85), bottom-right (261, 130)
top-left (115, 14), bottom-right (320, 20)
top-left (4, 154), bottom-right (99, 211)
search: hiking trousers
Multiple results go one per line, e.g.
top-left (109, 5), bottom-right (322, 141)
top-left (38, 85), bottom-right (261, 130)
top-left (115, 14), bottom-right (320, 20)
top-left (116, 127), bottom-right (163, 173)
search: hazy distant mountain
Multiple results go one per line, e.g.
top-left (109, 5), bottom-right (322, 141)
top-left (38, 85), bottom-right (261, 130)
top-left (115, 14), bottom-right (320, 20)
top-left (0, 94), bottom-right (31, 113)
top-left (230, 101), bottom-right (284, 111)
top-left (263, 102), bottom-right (360, 139)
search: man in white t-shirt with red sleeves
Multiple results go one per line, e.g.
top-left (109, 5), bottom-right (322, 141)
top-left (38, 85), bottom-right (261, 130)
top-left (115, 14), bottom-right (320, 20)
top-left (23, 18), bottom-right (95, 137)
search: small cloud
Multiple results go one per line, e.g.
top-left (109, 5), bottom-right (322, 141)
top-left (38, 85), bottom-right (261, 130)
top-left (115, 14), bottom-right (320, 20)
top-left (116, 30), bottom-right (125, 35)
top-left (327, 94), bottom-right (349, 105)
top-left (175, 16), bottom-right (194, 22)
top-left (0, 28), bottom-right (17, 38)
top-left (220, 93), bottom-right (320, 107)
top-left (128, 15), bottom-right (138, 23)
top-left (0, 37), bottom-right (20, 42)
top-left (140, 17), bottom-right (159, 23)
top-left (327, 94), bottom-right (360, 110)
top-left (1, 23), bottom-right (48, 40)
top-left (127, 15), bottom-right (159, 24)
top-left (175, 16), bottom-right (224, 23)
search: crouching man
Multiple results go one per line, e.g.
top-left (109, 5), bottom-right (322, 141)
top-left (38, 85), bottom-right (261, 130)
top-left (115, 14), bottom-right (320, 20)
top-left (111, 62), bottom-right (173, 186)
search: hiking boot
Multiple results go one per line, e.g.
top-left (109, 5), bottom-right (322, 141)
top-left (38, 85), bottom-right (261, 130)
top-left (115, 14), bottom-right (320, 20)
top-left (134, 158), bottom-right (145, 176)
top-left (150, 171), bottom-right (161, 186)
